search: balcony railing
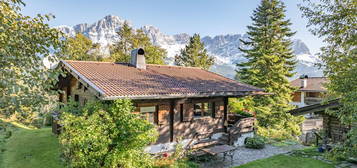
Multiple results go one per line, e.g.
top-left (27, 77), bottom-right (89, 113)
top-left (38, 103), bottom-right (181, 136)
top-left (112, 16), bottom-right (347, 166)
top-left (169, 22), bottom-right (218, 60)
top-left (305, 97), bottom-right (323, 105)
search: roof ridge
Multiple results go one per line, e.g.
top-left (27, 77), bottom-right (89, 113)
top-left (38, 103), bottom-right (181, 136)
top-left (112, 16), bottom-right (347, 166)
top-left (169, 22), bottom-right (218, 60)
top-left (63, 60), bottom-right (114, 64)
top-left (147, 64), bottom-right (202, 69)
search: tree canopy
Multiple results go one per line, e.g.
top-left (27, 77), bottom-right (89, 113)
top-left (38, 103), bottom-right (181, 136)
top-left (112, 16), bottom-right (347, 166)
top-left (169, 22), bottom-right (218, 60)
top-left (236, 0), bottom-right (303, 139)
top-left (300, 0), bottom-right (357, 160)
top-left (108, 22), bottom-right (167, 64)
top-left (0, 0), bottom-right (64, 122)
top-left (61, 33), bottom-right (102, 61)
top-left (174, 33), bottom-right (214, 70)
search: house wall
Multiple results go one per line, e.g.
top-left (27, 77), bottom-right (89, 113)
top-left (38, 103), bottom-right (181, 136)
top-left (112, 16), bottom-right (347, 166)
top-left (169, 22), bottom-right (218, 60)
top-left (58, 74), bottom-right (228, 145)
top-left (322, 114), bottom-right (351, 143)
top-left (58, 73), bottom-right (98, 104)
top-left (133, 97), bottom-right (227, 144)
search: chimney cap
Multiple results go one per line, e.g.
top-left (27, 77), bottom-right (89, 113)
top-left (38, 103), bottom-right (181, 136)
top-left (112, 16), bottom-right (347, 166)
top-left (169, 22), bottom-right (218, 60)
top-left (131, 48), bottom-right (146, 69)
top-left (299, 74), bottom-right (309, 79)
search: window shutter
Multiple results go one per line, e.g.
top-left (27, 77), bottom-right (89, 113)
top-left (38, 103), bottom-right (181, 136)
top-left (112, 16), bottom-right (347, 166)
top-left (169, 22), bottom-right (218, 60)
top-left (158, 104), bottom-right (170, 125)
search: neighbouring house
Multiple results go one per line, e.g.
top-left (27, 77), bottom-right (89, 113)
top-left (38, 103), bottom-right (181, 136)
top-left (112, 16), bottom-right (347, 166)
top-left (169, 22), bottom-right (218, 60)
top-left (53, 48), bottom-right (265, 153)
top-left (290, 99), bottom-right (356, 144)
top-left (290, 76), bottom-right (328, 108)
top-left (290, 76), bottom-right (328, 144)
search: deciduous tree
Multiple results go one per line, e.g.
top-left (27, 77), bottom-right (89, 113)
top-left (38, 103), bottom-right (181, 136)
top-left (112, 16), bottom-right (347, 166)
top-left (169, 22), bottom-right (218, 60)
top-left (61, 33), bottom-right (102, 61)
top-left (0, 0), bottom-right (64, 122)
top-left (300, 0), bottom-right (357, 159)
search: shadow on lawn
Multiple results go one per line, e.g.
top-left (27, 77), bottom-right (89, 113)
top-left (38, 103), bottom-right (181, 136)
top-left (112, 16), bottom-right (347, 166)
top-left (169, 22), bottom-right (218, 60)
top-left (0, 119), bottom-right (64, 168)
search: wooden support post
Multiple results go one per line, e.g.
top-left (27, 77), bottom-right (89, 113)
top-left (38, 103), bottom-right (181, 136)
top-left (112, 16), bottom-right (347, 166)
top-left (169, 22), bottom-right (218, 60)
top-left (169, 100), bottom-right (175, 142)
top-left (223, 97), bottom-right (228, 133)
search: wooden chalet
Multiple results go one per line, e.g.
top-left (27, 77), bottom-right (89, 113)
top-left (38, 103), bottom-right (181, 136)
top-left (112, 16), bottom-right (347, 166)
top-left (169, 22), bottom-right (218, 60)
top-left (54, 48), bottom-right (265, 146)
top-left (290, 99), bottom-right (356, 143)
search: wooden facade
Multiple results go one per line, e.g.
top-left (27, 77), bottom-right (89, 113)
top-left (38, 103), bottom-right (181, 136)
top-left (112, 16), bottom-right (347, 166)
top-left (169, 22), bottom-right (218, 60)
top-left (56, 72), bottom-right (230, 144)
top-left (290, 99), bottom-right (356, 143)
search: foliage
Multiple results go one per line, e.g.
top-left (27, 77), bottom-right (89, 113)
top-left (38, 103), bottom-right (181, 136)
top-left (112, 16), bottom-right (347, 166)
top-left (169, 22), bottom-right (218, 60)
top-left (327, 128), bottom-right (357, 161)
top-left (60, 33), bottom-right (103, 61)
top-left (153, 138), bottom-right (199, 168)
top-left (229, 98), bottom-right (254, 117)
top-left (236, 154), bottom-right (334, 168)
top-left (300, 0), bottom-right (357, 159)
top-left (108, 21), bottom-right (167, 64)
top-left (245, 136), bottom-right (266, 149)
top-left (174, 33), bottom-right (214, 70)
top-left (0, 0), bottom-right (64, 123)
top-left (59, 99), bottom-right (158, 168)
top-left (236, 0), bottom-right (304, 139)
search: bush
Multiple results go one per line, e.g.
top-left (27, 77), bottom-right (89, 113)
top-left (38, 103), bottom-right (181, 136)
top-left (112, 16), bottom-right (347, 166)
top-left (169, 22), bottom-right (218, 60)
top-left (327, 128), bottom-right (357, 161)
top-left (59, 99), bottom-right (158, 168)
top-left (245, 136), bottom-right (265, 149)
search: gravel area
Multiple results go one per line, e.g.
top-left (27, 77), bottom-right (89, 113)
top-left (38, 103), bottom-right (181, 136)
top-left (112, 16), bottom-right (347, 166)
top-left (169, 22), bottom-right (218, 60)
top-left (200, 144), bottom-right (306, 168)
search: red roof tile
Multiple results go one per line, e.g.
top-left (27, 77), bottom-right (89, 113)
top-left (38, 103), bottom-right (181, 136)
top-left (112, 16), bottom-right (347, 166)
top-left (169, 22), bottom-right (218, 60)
top-left (61, 60), bottom-right (264, 99)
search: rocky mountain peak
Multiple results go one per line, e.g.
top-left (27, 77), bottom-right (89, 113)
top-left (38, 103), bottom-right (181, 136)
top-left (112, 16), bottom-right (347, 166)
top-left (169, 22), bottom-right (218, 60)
top-left (56, 15), bottom-right (322, 79)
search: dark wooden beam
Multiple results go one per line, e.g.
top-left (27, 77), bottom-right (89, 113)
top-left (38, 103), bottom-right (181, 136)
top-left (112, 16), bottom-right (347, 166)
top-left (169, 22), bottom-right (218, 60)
top-left (169, 100), bottom-right (175, 142)
top-left (223, 97), bottom-right (228, 132)
top-left (289, 99), bottom-right (340, 116)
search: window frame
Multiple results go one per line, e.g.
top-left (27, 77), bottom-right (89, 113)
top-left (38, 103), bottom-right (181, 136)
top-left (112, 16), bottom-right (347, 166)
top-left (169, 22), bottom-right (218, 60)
top-left (139, 106), bottom-right (158, 124)
top-left (193, 102), bottom-right (215, 119)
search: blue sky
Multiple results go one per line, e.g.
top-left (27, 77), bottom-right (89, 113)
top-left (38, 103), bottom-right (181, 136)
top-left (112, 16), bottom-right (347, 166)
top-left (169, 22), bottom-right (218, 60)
top-left (22, 0), bottom-right (323, 54)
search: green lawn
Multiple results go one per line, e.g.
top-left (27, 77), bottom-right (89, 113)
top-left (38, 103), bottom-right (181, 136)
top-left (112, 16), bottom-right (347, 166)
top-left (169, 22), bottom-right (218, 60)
top-left (236, 154), bottom-right (334, 168)
top-left (0, 121), bottom-right (64, 168)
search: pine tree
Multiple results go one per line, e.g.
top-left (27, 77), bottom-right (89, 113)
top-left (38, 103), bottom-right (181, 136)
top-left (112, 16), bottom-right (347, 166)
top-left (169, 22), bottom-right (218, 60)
top-left (175, 33), bottom-right (214, 70)
top-left (109, 21), bottom-right (134, 62)
top-left (108, 22), bottom-right (167, 64)
top-left (236, 0), bottom-right (303, 139)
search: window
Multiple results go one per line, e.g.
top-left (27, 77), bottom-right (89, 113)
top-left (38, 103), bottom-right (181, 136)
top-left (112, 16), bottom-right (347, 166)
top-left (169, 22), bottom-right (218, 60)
top-left (78, 82), bottom-right (82, 89)
top-left (74, 94), bottom-right (79, 102)
top-left (194, 102), bottom-right (215, 118)
top-left (140, 106), bottom-right (156, 124)
top-left (194, 103), bottom-right (203, 117)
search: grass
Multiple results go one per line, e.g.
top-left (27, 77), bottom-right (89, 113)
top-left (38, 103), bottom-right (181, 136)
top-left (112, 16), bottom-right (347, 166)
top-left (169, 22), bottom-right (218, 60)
top-left (236, 154), bottom-right (334, 168)
top-left (0, 120), bottom-right (64, 168)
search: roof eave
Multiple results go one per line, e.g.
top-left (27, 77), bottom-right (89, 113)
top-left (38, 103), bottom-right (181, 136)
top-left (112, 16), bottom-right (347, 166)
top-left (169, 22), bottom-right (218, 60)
top-left (100, 91), bottom-right (265, 100)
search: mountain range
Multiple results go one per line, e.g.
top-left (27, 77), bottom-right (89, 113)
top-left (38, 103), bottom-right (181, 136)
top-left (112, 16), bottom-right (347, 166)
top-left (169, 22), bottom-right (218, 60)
top-left (57, 15), bottom-right (323, 79)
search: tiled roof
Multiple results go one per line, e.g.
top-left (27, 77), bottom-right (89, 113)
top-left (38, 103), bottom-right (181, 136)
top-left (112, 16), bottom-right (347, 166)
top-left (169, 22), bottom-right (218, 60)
top-left (61, 60), bottom-right (264, 100)
top-left (291, 77), bottom-right (328, 92)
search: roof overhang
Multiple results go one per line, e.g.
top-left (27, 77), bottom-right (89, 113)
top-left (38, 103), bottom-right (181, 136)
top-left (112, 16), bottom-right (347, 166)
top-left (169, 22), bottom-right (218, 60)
top-left (289, 99), bottom-right (340, 116)
top-left (101, 90), bottom-right (268, 100)
top-left (60, 60), bottom-right (268, 101)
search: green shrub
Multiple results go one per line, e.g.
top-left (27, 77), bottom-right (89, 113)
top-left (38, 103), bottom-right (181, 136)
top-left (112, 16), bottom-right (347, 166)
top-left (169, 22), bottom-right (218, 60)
top-left (245, 136), bottom-right (265, 149)
top-left (327, 128), bottom-right (357, 161)
top-left (59, 99), bottom-right (158, 168)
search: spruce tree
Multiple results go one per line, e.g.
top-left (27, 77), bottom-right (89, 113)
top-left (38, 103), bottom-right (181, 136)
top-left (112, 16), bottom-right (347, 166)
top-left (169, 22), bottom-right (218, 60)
top-left (109, 21), bottom-right (134, 63)
top-left (236, 0), bottom-right (303, 139)
top-left (175, 33), bottom-right (214, 70)
top-left (108, 22), bottom-right (167, 64)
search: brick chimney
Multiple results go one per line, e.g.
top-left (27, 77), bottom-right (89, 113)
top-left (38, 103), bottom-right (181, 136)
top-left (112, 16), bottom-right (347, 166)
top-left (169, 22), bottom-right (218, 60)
top-left (130, 48), bottom-right (146, 69)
